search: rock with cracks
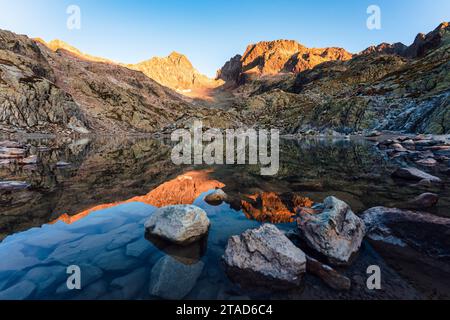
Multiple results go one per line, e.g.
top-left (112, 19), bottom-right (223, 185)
top-left (297, 196), bottom-right (366, 266)
top-left (223, 224), bottom-right (306, 288)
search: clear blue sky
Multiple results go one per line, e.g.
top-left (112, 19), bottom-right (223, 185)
top-left (0, 0), bottom-right (448, 77)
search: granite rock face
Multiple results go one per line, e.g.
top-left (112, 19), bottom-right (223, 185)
top-left (228, 23), bottom-right (450, 135)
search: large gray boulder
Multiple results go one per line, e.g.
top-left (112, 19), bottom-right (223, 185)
top-left (297, 196), bottom-right (366, 266)
top-left (145, 205), bottom-right (210, 245)
top-left (223, 224), bottom-right (306, 288)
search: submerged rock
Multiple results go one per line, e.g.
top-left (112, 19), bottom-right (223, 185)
top-left (407, 193), bottom-right (439, 209)
top-left (0, 280), bottom-right (36, 300)
top-left (223, 224), bottom-right (306, 288)
top-left (305, 255), bottom-right (351, 291)
top-left (297, 197), bottom-right (366, 266)
top-left (145, 205), bottom-right (210, 245)
top-left (392, 167), bottom-right (441, 182)
top-left (149, 255), bottom-right (204, 300)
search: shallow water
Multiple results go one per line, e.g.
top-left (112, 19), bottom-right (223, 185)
top-left (0, 136), bottom-right (449, 300)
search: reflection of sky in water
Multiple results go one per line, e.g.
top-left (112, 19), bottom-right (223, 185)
top-left (0, 191), bottom-right (266, 300)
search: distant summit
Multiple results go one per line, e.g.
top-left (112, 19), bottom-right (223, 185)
top-left (360, 21), bottom-right (450, 58)
top-left (128, 52), bottom-right (223, 95)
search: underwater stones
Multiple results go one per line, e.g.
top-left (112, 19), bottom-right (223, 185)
top-left (0, 280), bottom-right (36, 300)
top-left (145, 205), bottom-right (210, 245)
top-left (23, 229), bottom-right (84, 250)
top-left (392, 167), bottom-right (441, 183)
top-left (92, 249), bottom-right (140, 272)
top-left (149, 255), bottom-right (204, 300)
top-left (146, 235), bottom-right (207, 265)
top-left (24, 266), bottom-right (66, 293)
top-left (111, 267), bottom-right (147, 299)
top-left (0, 244), bottom-right (40, 273)
top-left (297, 197), bottom-right (366, 266)
top-left (223, 224), bottom-right (306, 288)
top-left (126, 238), bottom-right (151, 258)
top-left (204, 189), bottom-right (228, 206)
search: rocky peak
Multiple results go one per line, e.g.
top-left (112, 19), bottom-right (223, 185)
top-left (129, 52), bottom-right (223, 93)
top-left (360, 42), bottom-right (408, 56)
top-left (361, 21), bottom-right (449, 59)
top-left (405, 21), bottom-right (449, 58)
top-left (217, 39), bottom-right (353, 84)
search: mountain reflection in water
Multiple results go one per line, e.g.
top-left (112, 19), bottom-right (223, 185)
top-left (0, 136), bottom-right (449, 300)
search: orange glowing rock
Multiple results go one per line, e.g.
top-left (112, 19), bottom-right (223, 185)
top-left (51, 170), bottom-right (224, 225)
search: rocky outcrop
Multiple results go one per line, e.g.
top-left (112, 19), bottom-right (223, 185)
top-left (0, 30), bottom-right (90, 134)
top-left (223, 224), bottom-right (306, 288)
top-left (405, 22), bottom-right (449, 58)
top-left (232, 22), bottom-right (450, 135)
top-left (145, 205), bottom-right (210, 245)
top-left (297, 197), bottom-right (366, 266)
top-left (216, 54), bottom-right (242, 83)
top-left (217, 40), bottom-right (352, 84)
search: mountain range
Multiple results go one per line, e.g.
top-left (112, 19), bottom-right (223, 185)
top-left (0, 22), bottom-right (448, 135)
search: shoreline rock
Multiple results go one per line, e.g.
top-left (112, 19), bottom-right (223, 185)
top-left (392, 167), bottom-right (441, 183)
top-left (297, 196), bottom-right (366, 266)
top-left (407, 193), bottom-right (439, 209)
top-left (362, 207), bottom-right (450, 260)
top-left (223, 224), bottom-right (306, 288)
